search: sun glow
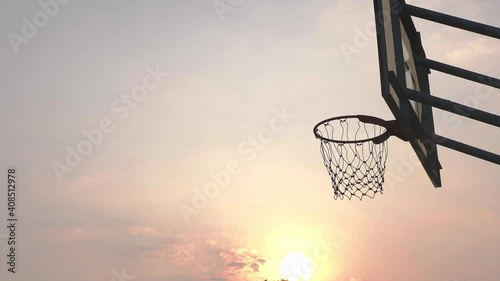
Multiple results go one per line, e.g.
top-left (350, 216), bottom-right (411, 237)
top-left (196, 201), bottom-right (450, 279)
top-left (280, 251), bottom-right (314, 281)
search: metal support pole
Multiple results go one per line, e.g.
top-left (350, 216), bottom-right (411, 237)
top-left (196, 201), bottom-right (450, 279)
top-left (433, 134), bottom-right (500, 165)
top-left (416, 58), bottom-right (500, 89)
top-left (403, 4), bottom-right (500, 39)
top-left (405, 88), bottom-right (500, 128)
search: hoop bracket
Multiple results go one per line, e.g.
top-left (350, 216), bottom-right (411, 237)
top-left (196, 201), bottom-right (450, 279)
top-left (357, 116), bottom-right (409, 144)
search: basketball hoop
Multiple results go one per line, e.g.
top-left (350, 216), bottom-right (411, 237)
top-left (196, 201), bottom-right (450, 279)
top-left (313, 115), bottom-right (407, 200)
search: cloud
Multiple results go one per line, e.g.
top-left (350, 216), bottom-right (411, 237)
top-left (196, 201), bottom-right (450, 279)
top-left (69, 226), bottom-right (83, 237)
top-left (127, 225), bottom-right (161, 236)
top-left (208, 278), bottom-right (227, 281)
top-left (218, 247), bottom-right (267, 278)
top-left (139, 230), bottom-right (273, 281)
top-left (256, 258), bottom-right (266, 264)
top-left (250, 263), bottom-right (260, 272)
top-left (445, 38), bottom-right (495, 63)
top-left (227, 262), bottom-right (247, 268)
top-left (166, 243), bottom-right (196, 266)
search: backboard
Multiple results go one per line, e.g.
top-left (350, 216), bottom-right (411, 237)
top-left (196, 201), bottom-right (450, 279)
top-left (373, 0), bottom-right (442, 187)
top-left (314, 0), bottom-right (498, 195)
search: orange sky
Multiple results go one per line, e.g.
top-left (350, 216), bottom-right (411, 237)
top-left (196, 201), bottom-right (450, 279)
top-left (1, 0), bottom-right (499, 281)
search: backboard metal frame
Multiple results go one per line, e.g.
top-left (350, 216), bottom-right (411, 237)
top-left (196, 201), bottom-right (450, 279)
top-left (373, 0), bottom-right (500, 187)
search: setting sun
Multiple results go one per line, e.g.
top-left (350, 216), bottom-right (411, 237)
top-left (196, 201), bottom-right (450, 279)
top-left (280, 251), bottom-right (314, 281)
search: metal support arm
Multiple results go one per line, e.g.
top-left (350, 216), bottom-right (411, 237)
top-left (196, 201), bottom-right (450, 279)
top-left (416, 58), bottom-right (500, 90)
top-left (433, 134), bottom-right (500, 165)
top-left (404, 88), bottom-right (500, 128)
top-left (403, 3), bottom-right (500, 39)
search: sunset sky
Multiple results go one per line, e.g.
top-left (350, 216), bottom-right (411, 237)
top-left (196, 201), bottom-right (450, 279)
top-left (1, 0), bottom-right (499, 281)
